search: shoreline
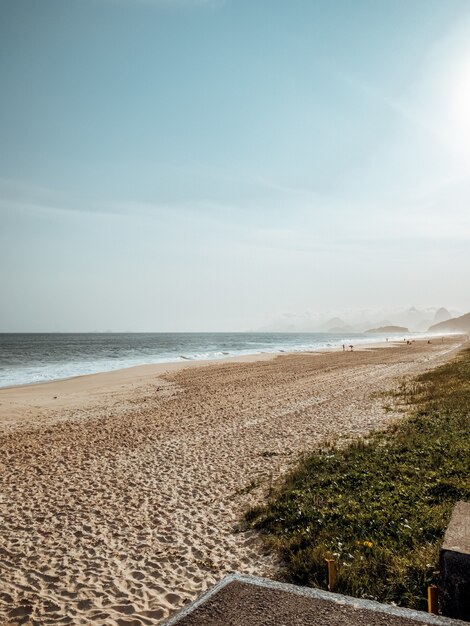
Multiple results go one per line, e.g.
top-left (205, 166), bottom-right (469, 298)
top-left (0, 331), bottom-right (448, 392)
top-left (1, 335), bottom-right (466, 625)
top-left (0, 336), bottom-right (416, 395)
top-left (0, 340), bottom-right (400, 420)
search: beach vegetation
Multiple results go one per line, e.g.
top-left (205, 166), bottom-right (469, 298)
top-left (246, 348), bottom-right (470, 610)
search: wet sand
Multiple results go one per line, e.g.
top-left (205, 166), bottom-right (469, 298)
top-left (0, 337), bottom-right (465, 625)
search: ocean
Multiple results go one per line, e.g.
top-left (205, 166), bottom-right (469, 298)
top-left (0, 331), bottom-right (395, 388)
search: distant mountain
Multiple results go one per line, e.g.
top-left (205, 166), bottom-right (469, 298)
top-left (256, 306), bottom-right (459, 333)
top-left (366, 325), bottom-right (409, 334)
top-left (391, 307), bottom-right (433, 332)
top-left (433, 307), bottom-right (452, 324)
top-left (256, 312), bottom-right (320, 332)
top-left (428, 312), bottom-right (470, 334)
top-left (322, 317), bottom-right (347, 330)
top-left (327, 325), bottom-right (355, 333)
top-left (384, 307), bottom-right (458, 332)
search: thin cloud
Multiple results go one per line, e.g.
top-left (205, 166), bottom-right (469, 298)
top-left (335, 69), bottom-right (452, 149)
top-left (0, 178), bottom-right (242, 225)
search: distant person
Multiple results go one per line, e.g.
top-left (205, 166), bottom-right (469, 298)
top-left (342, 344), bottom-right (345, 352)
top-left (349, 345), bottom-right (354, 351)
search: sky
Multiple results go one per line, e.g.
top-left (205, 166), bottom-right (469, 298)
top-left (1, 0), bottom-right (470, 332)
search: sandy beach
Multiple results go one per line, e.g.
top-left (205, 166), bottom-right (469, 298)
top-left (0, 336), bottom-right (466, 626)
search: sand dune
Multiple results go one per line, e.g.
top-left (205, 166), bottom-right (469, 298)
top-left (0, 337), bottom-right (465, 625)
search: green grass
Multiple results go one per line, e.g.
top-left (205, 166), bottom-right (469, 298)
top-left (246, 348), bottom-right (470, 610)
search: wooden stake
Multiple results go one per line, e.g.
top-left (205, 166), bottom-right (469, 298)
top-left (325, 558), bottom-right (337, 592)
top-left (428, 585), bottom-right (438, 614)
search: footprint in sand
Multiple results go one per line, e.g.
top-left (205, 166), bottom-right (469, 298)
top-left (165, 592), bottom-right (181, 605)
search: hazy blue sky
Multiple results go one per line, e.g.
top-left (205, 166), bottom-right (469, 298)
top-left (1, 0), bottom-right (470, 331)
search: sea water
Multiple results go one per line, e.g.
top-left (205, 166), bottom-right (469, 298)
top-left (0, 332), bottom-right (396, 388)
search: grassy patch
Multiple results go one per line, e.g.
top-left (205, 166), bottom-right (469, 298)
top-left (246, 348), bottom-right (470, 609)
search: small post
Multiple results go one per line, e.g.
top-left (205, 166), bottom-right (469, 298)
top-left (428, 585), bottom-right (438, 614)
top-left (325, 558), bottom-right (337, 592)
